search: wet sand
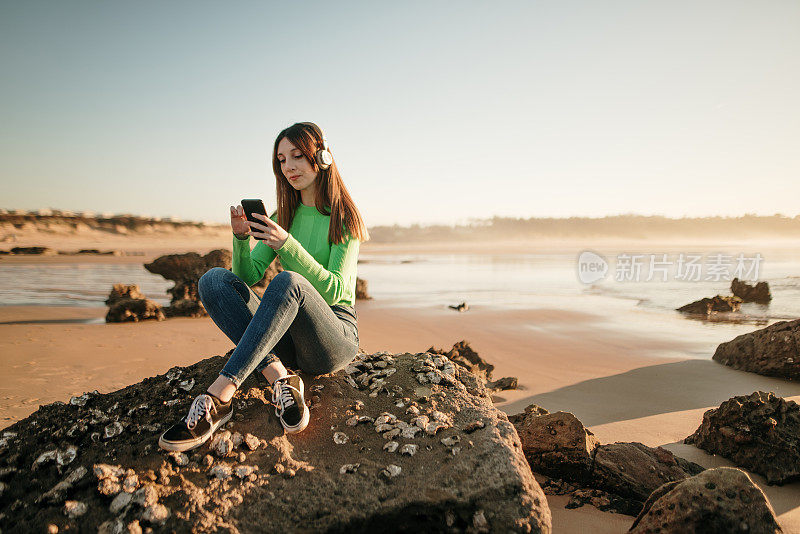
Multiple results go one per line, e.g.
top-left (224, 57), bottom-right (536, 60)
top-left (1, 301), bottom-right (798, 533)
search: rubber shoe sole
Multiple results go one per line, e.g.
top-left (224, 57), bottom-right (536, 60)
top-left (281, 401), bottom-right (310, 434)
top-left (157, 409), bottom-right (233, 452)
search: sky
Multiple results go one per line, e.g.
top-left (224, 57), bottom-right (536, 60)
top-left (1, 1), bottom-right (798, 227)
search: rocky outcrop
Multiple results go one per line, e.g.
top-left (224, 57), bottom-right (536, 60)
top-left (731, 278), bottom-right (772, 303)
top-left (511, 405), bottom-right (703, 516)
top-left (104, 284), bottom-right (165, 323)
top-left (9, 246), bottom-right (57, 255)
top-left (628, 467), bottom-right (782, 533)
top-left (144, 250), bottom-right (231, 318)
top-left (426, 341), bottom-right (519, 394)
top-left (677, 295), bottom-right (742, 315)
top-left (488, 377), bottom-right (518, 391)
top-left (0, 350), bottom-right (551, 533)
top-left (684, 391), bottom-right (800, 485)
top-left (427, 341), bottom-right (494, 382)
top-left (355, 277), bottom-right (371, 300)
top-left (712, 319), bottom-right (800, 380)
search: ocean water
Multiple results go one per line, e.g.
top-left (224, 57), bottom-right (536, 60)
top-left (1, 245), bottom-right (797, 357)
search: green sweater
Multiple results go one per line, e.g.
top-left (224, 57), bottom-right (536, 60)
top-left (232, 202), bottom-right (360, 307)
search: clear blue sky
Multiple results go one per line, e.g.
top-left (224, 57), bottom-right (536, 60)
top-left (1, 1), bottom-right (798, 226)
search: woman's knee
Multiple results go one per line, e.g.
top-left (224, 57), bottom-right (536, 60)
top-left (270, 270), bottom-right (306, 293)
top-left (198, 267), bottom-right (232, 301)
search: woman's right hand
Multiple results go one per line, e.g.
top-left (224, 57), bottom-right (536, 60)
top-left (230, 205), bottom-right (251, 238)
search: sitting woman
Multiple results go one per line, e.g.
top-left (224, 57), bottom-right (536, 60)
top-left (159, 121), bottom-right (369, 452)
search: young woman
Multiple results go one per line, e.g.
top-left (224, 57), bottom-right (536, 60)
top-left (159, 122), bottom-right (369, 452)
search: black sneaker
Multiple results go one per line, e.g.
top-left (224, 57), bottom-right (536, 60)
top-left (272, 374), bottom-right (309, 434)
top-left (158, 393), bottom-right (233, 452)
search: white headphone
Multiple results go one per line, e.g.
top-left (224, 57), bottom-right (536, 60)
top-left (297, 122), bottom-right (333, 170)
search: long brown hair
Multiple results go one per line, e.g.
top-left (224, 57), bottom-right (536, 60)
top-left (270, 122), bottom-right (370, 245)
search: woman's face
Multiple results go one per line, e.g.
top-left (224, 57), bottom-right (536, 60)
top-left (277, 137), bottom-right (318, 193)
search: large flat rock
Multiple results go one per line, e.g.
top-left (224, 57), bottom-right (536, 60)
top-left (0, 350), bottom-right (551, 533)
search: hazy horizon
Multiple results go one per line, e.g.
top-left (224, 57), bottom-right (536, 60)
top-left (1, 1), bottom-right (798, 227)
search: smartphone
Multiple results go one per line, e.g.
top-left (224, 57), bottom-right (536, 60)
top-left (241, 199), bottom-right (267, 240)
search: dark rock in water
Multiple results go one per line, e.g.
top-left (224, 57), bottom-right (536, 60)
top-left (712, 319), bottom-right (800, 380)
top-left (105, 284), bottom-right (165, 322)
top-left (511, 406), bottom-right (703, 516)
top-left (145, 249), bottom-right (231, 283)
top-left (677, 295), bottom-right (742, 315)
top-left (448, 302), bottom-right (469, 312)
top-left (0, 349), bottom-right (551, 533)
top-left (105, 284), bottom-right (146, 306)
top-left (731, 277), bottom-right (772, 303)
top-left (355, 277), bottom-right (371, 300)
top-left (10, 246), bottom-right (57, 255)
top-left (684, 391), bottom-right (800, 485)
top-left (163, 299), bottom-right (205, 319)
top-left (144, 250), bottom-right (231, 317)
top-left (105, 297), bottom-right (165, 323)
top-left (628, 467), bottom-right (782, 534)
top-left (426, 341), bottom-right (494, 383)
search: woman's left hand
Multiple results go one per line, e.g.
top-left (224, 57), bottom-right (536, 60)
top-left (246, 213), bottom-right (289, 250)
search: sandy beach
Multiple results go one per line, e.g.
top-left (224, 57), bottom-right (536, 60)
top-left (2, 297), bottom-right (799, 533)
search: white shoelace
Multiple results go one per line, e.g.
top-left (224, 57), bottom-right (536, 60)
top-left (272, 377), bottom-right (299, 417)
top-left (185, 394), bottom-right (215, 430)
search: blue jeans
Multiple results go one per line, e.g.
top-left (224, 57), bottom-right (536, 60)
top-left (198, 267), bottom-right (360, 388)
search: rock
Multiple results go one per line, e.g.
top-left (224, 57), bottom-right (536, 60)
top-left (339, 463), bottom-right (360, 474)
top-left (132, 485), bottom-right (158, 508)
top-left (400, 444), bottom-right (418, 456)
top-left (38, 466), bottom-right (88, 504)
top-left (144, 250), bottom-right (231, 318)
top-left (731, 277), bottom-right (772, 303)
top-left (685, 391), bottom-right (800, 484)
top-left (712, 319), bottom-right (800, 380)
top-left (104, 421), bottom-right (124, 439)
top-left (383, 441), bottom-right (399, 453)
top-left (463, 419), bottom-right (486, 433)
top-left (513, 410), bottom-right (600, 481)
top-left (63, 500), bottom-right (87, 518)
top-left (591, 442), bottom-right (704, 505)
top-left (513, 405), bottom-right (704, 515)
top-left (380, 464), bottom-right (402, 479)
top-left (141, 503), bottom-right (170, 525)
top-left (0, 350), bottom-right (551, 533)
top-left (233, 465), bottom-right (257, 479)
top-left (487, 376), bottom-right (518, 391)
top-left (98, 518), bottom-right (125, 534)
top-left (168, 452), bottom-right (189, 467)
top-left (105, 284), bottom-right (146, 306)
top-left (333, 431), bottom-right (349, 445)
top-left (448, 302), bottom-right (469, 312)
top-left (243, 433), bottom-right (260, 451)
top-left (355, 277), bottom-right (371, 300)
top-left (105, 296), bottom-right (165, 323)
top-left (426, 340), bottom-right (494, 382)
top-left (629, 467), bottom-right (782, 533)
top-left (211, 430), bottom-right (234, 457)
top-left (210, 463), bottom-right (232, 480)
top-left (110, 491), bottom-right (133, 514)
top-left (677, 295), bottom-right (742, 315)
top-left (10, 246), bottom-right (57, 255)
